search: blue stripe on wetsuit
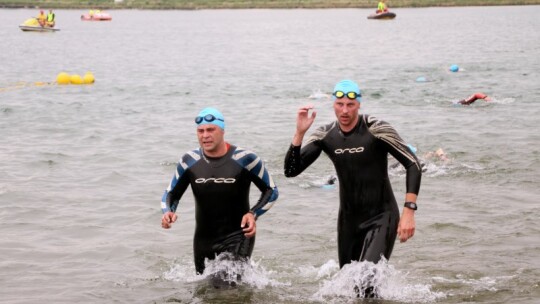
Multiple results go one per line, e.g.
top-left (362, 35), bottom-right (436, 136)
top-left (161, 149), bottom-right (201, 213)
top-left (232, 147), bottom-right (279, 217)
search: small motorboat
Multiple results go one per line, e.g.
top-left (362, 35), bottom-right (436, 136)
top-left (367, 11), bottom-right (396, 20)
top-left (19, 18), bottom-right (59, 32)
top-left (81, 11), bottom-right (112, 21)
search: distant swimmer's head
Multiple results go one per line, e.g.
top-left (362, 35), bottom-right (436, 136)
top-left (195, 107), bottom-right (225, 130)
top-left (333, 79), bottom-right (362, 102)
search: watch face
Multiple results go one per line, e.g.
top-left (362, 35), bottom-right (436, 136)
top-left (405, 202), bottom-right (417, 210)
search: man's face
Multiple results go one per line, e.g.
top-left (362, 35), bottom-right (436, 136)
top-left (197, 124), bottom-right (224, 153)
top-left (333, 97), bottom-right (360, 128)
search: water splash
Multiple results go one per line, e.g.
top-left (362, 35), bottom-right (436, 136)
top-left (389, 158), bottom-right (450, 178)
top-left (306, 175), bottom-right (338, 189)
top-left (308, 89), bottom-right (331, 100)
top-left (163, 252), bottom-right (287, 289)
top-left (488, 96), bottom-right (516, 105)
top-left (312, 259), bottom-right (446, 303)
top-left (163, 258), bottom-right (198, 282)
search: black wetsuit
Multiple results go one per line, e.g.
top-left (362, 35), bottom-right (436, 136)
top-left (162, 144), bottom-right (279, 274)
top-left (284, 114), bottom-right (421, 268)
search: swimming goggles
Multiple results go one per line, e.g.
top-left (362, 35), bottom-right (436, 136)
top-left (195, 114), bottom-right (224, 124)
top-left (333, 91), bottom-right (361, 99)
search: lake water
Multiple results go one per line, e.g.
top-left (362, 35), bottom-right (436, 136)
top-left (1, 6), bottom-right (539, 304)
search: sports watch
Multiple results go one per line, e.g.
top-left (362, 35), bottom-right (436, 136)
top-left (404, 202), bottom-right (418, 210)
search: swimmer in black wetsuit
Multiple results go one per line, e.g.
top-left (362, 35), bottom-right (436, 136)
top-left (161, 107), bottom-right (279, 275)
top-left (284, 80), bottom-right (422, 296)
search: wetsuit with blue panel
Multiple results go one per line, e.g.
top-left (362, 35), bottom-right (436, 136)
top-left (162, 144), bottom-right (278, 274)
top-left (284, 114), bottom-right (421, 267)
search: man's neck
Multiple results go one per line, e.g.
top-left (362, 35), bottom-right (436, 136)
top-left (203, 142), bottom-right (229, 158)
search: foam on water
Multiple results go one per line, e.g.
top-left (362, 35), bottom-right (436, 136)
top-left (432, 272), bottom-right (520, 293)
top-left (312, 259), bottom-right (446, 303)
top-left (307, 89), bottom-right (331, 100)
top-left (163, 252), bottom-right (288, 289)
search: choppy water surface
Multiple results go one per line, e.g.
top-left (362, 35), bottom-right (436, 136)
top-left (1, 6), bottom-right (539, 304)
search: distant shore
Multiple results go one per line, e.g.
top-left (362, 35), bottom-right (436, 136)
top-left (1, 0), bottom-right (539, 9)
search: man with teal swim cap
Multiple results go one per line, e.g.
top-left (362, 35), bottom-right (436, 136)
top-left (195, 107), bottom-right (226, 130)
top-left (284, 79), bottom-right (422, 297)
top-left (161, 107), bottom-right (279, 279)
top-left (333, 79), bottom-right (362, 103)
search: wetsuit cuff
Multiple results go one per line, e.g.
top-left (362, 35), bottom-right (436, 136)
top-left (248, 210), bottom-right (257, 219)
top-left (290, 144), bottom-right (301, 150)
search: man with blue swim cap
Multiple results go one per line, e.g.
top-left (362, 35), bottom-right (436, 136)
top-left (284, 79), bottom-right (422, 297)
top-left (194, 107), bottom-right (225, 130)
top-left (333, 79), bottom-right (362, 102)
top-left (161, 107), bottom-right (279, 279)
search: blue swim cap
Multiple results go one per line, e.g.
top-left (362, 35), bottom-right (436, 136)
top-left (449, 64), bottom-right (459, 72)
top-left (195, 107), bottom-right (225, 130)
top-left (333, 79), bottom-right (362, 102)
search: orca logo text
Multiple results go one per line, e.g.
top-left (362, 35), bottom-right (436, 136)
top-left (195, 178), bottom-right (236, 184)
top-left (335, 147), bottom-right (365, 154)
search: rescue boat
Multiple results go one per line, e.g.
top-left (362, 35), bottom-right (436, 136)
top-left (19, 18), bottom-right (59, 32)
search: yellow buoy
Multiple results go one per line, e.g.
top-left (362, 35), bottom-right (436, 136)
top-left (83, 72), bottom-right (95, 84)
top-left (56, 72), bottom-right (71, 85)
top-left (70, 74), bottom-right (83, 85)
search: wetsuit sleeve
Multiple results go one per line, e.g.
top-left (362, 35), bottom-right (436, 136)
top-left (160, 152), bottom-right (195, 213)
top-left (366, 116), bottom-right (422, 194)
top-left (284, 126), bottom-right (326, 177)
top-left (234, 149), bottom-right (279, 218)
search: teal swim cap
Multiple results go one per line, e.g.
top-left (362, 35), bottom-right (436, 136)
top-left (195, 107), bottom-right (225, 130)
top-left (407, 144), bottom-right (417, 154)
top-left (333, 79), bottom-right (362, 102)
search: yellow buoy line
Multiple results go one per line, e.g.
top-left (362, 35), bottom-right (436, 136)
top-left (56, 72), bottom-right (95, 85)
top-left (0, 72), bottom-right (95, 92)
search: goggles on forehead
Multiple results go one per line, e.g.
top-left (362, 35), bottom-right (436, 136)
top-left (333, 91), bottom-right (361, 100)
top-left (195, 114), bottom-right (224, 124)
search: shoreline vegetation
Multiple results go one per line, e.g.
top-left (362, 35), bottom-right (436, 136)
top-left (1, 0), bottom-right (540, 9)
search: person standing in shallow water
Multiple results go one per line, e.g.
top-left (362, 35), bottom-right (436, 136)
top-left (284, 80), bottom-right (422, 297)
top-left (160, 107), bottom-right (279, 275)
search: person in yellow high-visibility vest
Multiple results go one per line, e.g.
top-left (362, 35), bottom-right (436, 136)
top-left (376, 0), bottom-right (388, 13)
top-left (46, 9), bottom-right (55, 27)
